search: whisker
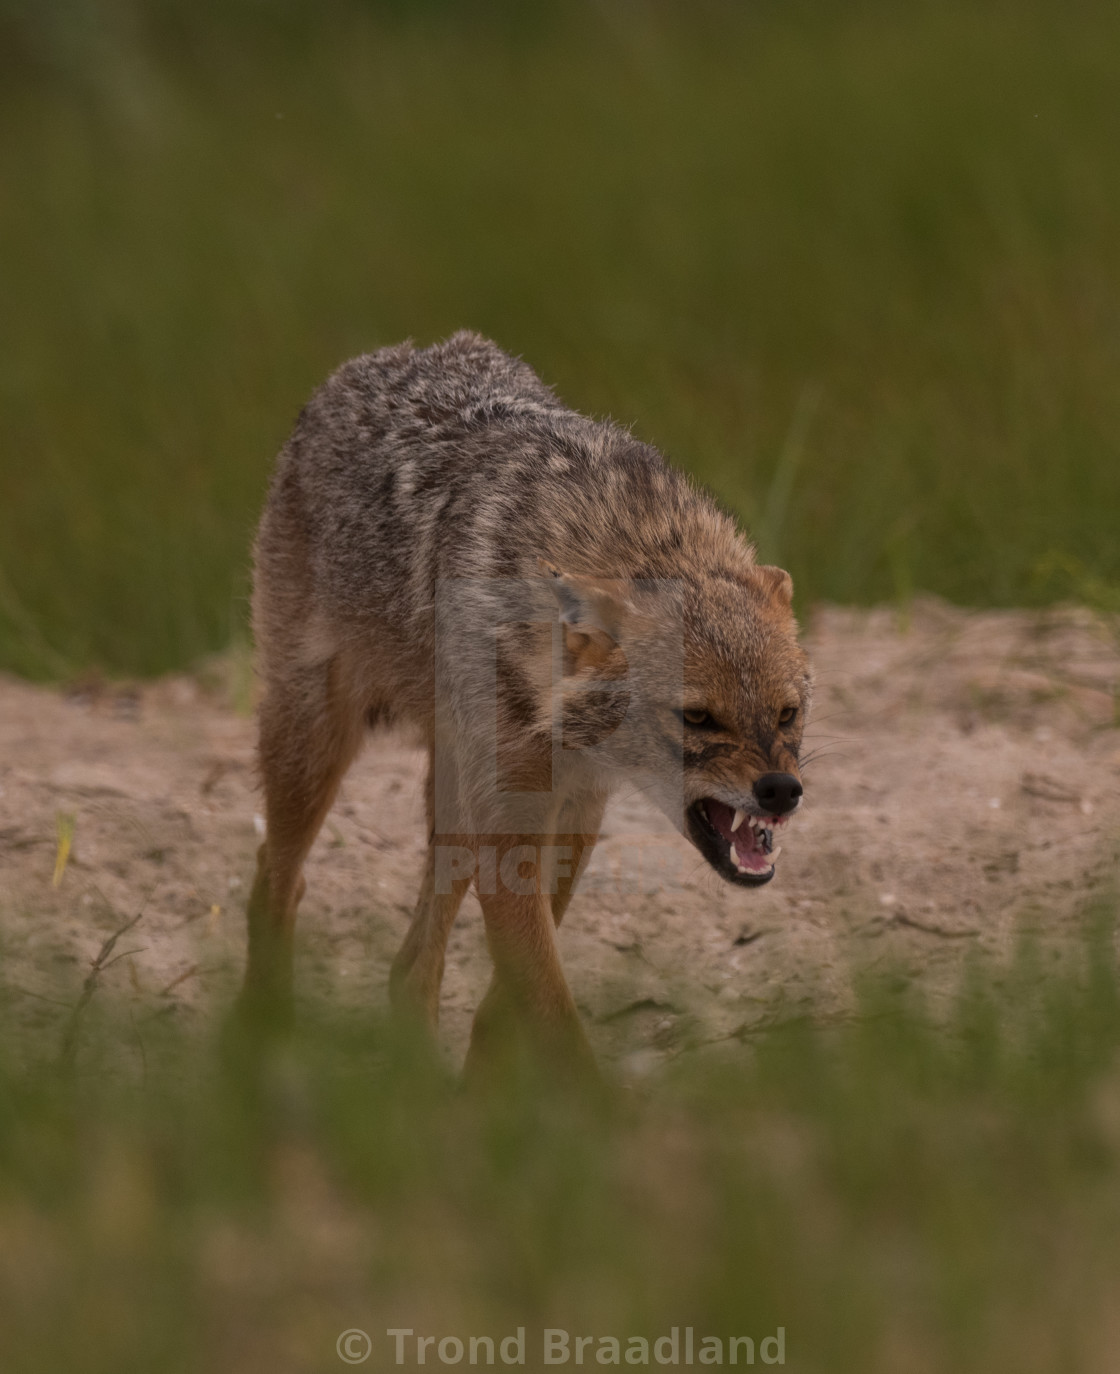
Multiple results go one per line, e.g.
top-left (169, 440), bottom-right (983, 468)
top-left (799, 747), bottom-right (851, 770)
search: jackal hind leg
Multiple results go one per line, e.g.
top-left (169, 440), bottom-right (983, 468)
top-left (242, 655), bottom-right (366, 1013)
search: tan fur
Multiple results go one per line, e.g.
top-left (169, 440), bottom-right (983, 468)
top-left (243, 334), bottom-right (811, 1075)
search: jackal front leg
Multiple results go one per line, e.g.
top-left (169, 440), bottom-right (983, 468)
top-left (465, 835), bottom-right (597, 1081)
top-left (390, 837), bottom-right (472, 1029)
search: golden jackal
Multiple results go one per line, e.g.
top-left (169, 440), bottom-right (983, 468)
top-left (246, 332), bottom-right (810, 1073)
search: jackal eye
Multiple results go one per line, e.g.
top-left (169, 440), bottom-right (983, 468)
top-left (778, 705), bottom-right (798, 727)
top-left (682, 708), bottom-right (713, 728)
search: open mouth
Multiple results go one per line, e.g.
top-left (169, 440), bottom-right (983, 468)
top-left (686, 798), bottom-right (791, 887)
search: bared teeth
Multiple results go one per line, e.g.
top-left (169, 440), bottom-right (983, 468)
top-left (769, 845), bottom-right (782, 863)
top-left (731, 808), bottom-right (746, 833)
top-left (731, 842), bottom-right (773, 876)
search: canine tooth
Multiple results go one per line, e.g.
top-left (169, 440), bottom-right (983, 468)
top-left (731, 809), bottom-right (745, 832)
top-left (769, 846), bottom-right (782, 863)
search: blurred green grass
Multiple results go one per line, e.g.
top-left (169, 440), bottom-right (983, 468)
top-left (2, 0), bottom-right (1120, 677)
top-left (2, 906), bottom-right (1120, 1373)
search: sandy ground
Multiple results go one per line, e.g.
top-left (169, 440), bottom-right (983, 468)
top-left (1, 599), bottom-right (1118, 1071)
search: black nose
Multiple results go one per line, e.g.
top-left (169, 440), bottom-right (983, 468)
top-left (753, 772), bottom-right (803, 816)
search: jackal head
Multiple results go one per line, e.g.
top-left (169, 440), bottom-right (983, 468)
top-left (546, 561), bottom-right (811, 887)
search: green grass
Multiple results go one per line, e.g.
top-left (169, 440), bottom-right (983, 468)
top-left (2, 906), bottom-right (1120, 1373)
top-left (2, 0), bottom-right (1120, 678)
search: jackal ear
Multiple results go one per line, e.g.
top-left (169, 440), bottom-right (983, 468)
top-left (752, 564), bottom-right (794, 607)
top-left (540, 561), bottom-right (629, 642)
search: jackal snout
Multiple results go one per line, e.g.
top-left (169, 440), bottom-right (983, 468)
top-left (753, 772), bottom-right (803, 816)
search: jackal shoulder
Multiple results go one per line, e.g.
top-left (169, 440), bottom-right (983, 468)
top-left (257, 332), bottom-right (758, 631)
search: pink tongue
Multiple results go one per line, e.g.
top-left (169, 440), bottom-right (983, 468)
top-left (705, 801), bottom-right (770, 872)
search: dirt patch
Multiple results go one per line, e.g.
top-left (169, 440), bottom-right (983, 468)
top-left (2, 599), bottom-right (1118, 1069)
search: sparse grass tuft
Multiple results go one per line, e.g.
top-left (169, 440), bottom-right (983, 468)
top-left (1, 904), bottom-right (1120, 1372)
